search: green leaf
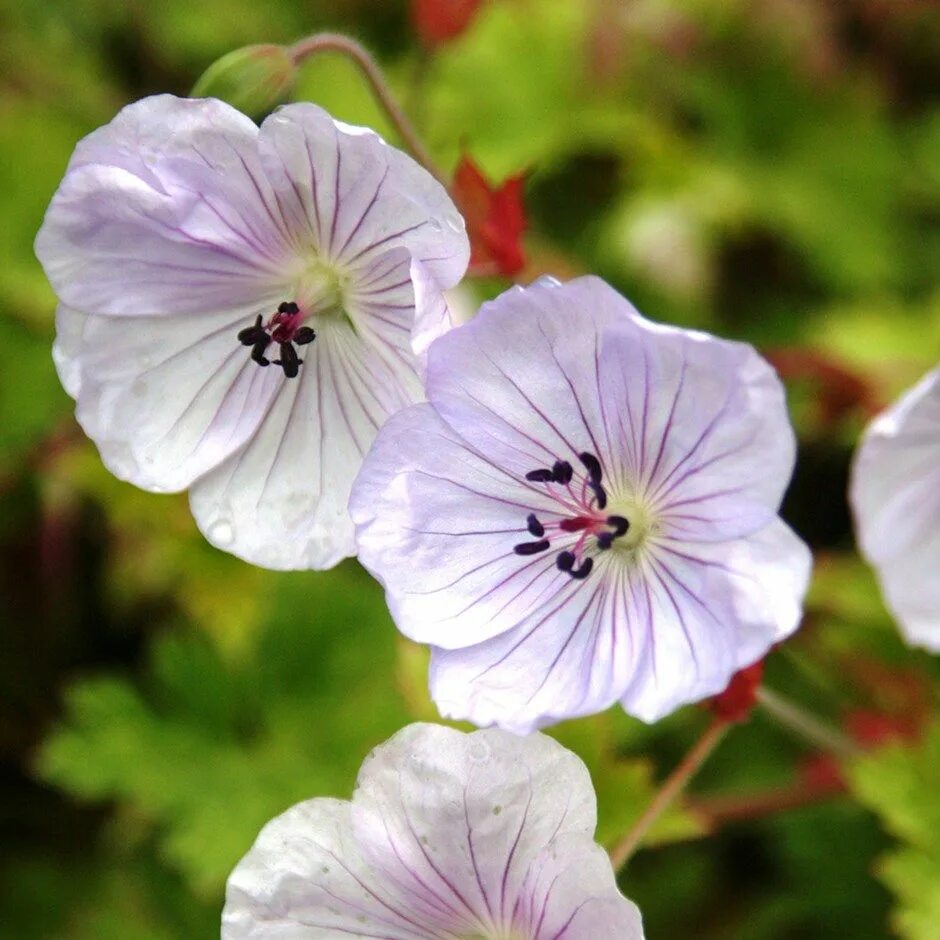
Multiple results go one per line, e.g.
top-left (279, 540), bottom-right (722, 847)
top-left (847, 721), bottom-right (940, 939)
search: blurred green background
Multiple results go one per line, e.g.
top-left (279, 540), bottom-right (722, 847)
top-left (1, 0), bottom-right (939, 936)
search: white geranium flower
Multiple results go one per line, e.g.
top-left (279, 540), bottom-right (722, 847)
top-left (36, 94), bottom-right (468, 569)
top-left (224, 723), bottom-right (644, 939)
top-left (851, 366), bottom-right (940, 650)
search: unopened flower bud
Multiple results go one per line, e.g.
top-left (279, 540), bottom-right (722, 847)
top-left (191, 44), bottom-right (296, 118)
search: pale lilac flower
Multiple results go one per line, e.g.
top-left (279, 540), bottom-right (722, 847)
top-left (351, 277), bottom-right (811, 732)
top-left (223, 722), bottom-right (644, 939)
top-left (850, 366), bottom-right (940, 651)
top-left (35, 95), bottom-right (468, 569)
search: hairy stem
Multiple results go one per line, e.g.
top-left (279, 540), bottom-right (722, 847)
top-left (288, 33), bottom-right (445, 184)
top-left (756, 686), bottom-right (859, 758)
top-left (610, 717), bottom-right (730, 871)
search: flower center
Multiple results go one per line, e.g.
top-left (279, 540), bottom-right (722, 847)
top-left (293, 258), bottom-right (348, 320)
top-left (237, 301), bottom-right (316, 379)
top-left (512, 452), bottom-right (632, 580)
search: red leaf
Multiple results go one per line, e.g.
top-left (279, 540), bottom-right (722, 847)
top-left (411, 0), bottom-right (483, 46)
top-left (708, 660), bottom-right (765, 723)
top-left (452, 154), bottom-right (527, 278)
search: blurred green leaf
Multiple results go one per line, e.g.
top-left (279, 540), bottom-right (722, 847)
top-left (848, 722), bottom-right (940, 939)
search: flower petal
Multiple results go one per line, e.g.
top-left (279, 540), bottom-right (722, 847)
top-left (851, 367), bottom-right (940, 650)
top-left (255, 103), bottom-right (468, 287)
top-left (36, 95), bottom-right (293, 316)
top-left (56, 302), bottom-right (282, 492)
top-left (191, 320), bottom-right (421, 569)
top-left (223, 797), bottom-right (428, 939)
top-left (514, 833), bottom-right (644, 940)
top-left (351, 724), bottom-right (597, 935)
top-left (428, 558), bottom-right (641, 733)
top-left (424, 276), bottom-right (792, 541)
top-left (620, 519), bottom-right (811, 722)
top-left (351, 403), bottom-right (580, 649)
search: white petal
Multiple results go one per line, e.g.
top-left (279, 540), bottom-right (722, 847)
top-left (57, 303), bottom-right (282, 492)
top-left (351, 403), bottom-right (582, 649)
top-left (351, 724), bottom-right (596, 934)
top-left (256, 103), bottom-right (468, 288)
top-left (190, 322), bottom-right (421, 569)
top-left (428, 559), bottom-right (640, 734)
top-left (621, 519), bottom-right (812, 722)
top-left (36, 95), bottom-right (293, 316)
top-left (223, 797), bottom-right (428, 939)
top-left (425, 276), bottom-right (793, 541)
top-left (513, 833), bottom-right (644, 940)
top-left (851, 367), bottom-right (940, 650)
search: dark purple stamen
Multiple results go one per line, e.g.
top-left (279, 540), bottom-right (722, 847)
top-left (588, 480), bottom-right (608, 510)
top-left (525, 468), bottom-right (555, 483)
top-left (238, 302), bottom-right (315, 378)
top-left (514, 539), bottom-right (551, 556)
top-left (273, 342), bottom-right (302, 379)
top-left (579, 452), bottom-right (603, 483)
top-left (607, 515), bottom-right (629, 537)
top-left (570, 558), bottom-right (593, 580)
top-left (518, 452), bottom-right (626, 580)
top-left (552, 460), bottom-right (574, 484)
top-left (526, 513), bottom-right (545, 537)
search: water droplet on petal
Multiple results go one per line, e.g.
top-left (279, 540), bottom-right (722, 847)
top-left (428, 218), bottom-right (443, 232)
top-left (207, 519), bottom-right (234, 547)
top-left (469, 738), bottom-right (490, 762)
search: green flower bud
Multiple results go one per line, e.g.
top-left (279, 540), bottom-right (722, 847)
top-left (191, 44), bottom-right (297, 118)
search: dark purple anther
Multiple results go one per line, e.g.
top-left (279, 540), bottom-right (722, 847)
top-left (514, 539), bottom-right (551, 556)
top-left (526, 513), bottom-right (545, 537)
top-left (525, 468), bottom-right (555, 483)
top-left (552, 460), bottom-right (574, 484)
top-left (569, 558), bottom-right (594, 580)
top-left (579, 452), bottom-right (603, 483)
top-left (556, 551), bottom-right (575, 572)
top-left (607, 515), bottom-right (629, 537)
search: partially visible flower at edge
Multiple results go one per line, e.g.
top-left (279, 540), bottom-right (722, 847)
top-left (35, 94), bottom-right (469, 570)
top-left (850, 365), bottom-right (940, 650)
top-left (223, 723), bottom-right (644, 939)
top-left (453, 153), bottom-right (527, 279)
top-left (351, 275), bottom-right (812, 733)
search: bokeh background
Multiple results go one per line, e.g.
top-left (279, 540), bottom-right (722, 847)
top-left (2, 0), bottom-right (939, 936)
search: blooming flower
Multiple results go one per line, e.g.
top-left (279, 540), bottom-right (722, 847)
top-left (351, 276), bottom-right (811, 732)
top-left (35, 94), bottom-right (469, 569)
top-left (850, 366), bottom-right (940, 651)
top-left (453, 155), bottom-right (527, 278)
top-left (223, 722), bottom-right (644, 939)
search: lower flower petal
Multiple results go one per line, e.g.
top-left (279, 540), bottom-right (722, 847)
top-left (190, 323), bottom-right (421, 570)
top-left (428, 559), bottom-right (643, 734)
top-left (352, 724), bottom-right (597, 935)
top-left (223, 797), bottom-right (430, 939)
top-left (58, 303), bottom-right (282, 492)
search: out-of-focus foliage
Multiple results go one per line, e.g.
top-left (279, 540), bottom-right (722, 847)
top-left (1, 0), bottom-right (938, 937)
top-left (850, 724), bottom-right (940, 940)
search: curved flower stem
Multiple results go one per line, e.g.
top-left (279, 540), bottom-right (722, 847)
top-left (610, 717), bottom-right (730, 871)
top-left (756, 686), bottom-right (859, 759)
top-left (288, 33), bottom-right (446, 185)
